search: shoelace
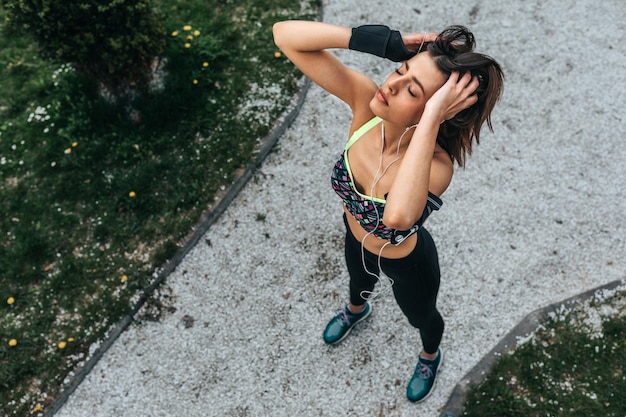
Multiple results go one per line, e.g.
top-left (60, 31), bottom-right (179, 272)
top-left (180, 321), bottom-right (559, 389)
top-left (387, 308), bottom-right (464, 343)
top-left (337, 308), bottom-right (354, 326)
top-left (416, 361), bottom-right (434, 380)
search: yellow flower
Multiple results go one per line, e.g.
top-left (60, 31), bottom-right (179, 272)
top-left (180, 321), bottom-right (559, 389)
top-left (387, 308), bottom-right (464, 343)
top-left (7, 297), bottom-right (14, 305)
top-left (193, 79), bottom-right (198, 85)
top-left (193, 30), bottom-right (200, 36)
top-left (183, 25), bottom-right (192, 31)
top-left (58, 341), bottom-right (67, 349)
top-left (68, 337), bottom-right (75, 342)
top-left (274, 51), bottom-right (282, 58)
top-left (64, 148), bottom-right (72, 154)
top-left (184, 43), bottom-right (191, 48)
top-left (202, 62), bottom-right (209, 68)
top-left (121, 275), bottom-right (128, 282)
top-left (171, 31), bottom-right (178, 37)
top-left (33, 405), bottom-right (43, 413)
top-left (129, 191), bottom-right (136, 198)
top-left (187, 35), bottom-right (193, 41)
top-left (9, 339), bottom-right (17, 347)
top-left (72, 141), bottom-right (78, 147)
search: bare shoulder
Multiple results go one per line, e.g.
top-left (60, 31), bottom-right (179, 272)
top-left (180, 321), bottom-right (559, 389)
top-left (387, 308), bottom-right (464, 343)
top-left (430, 147), bottom-right (454, 197)
top-left (347, 74), bottom-right (379, 135)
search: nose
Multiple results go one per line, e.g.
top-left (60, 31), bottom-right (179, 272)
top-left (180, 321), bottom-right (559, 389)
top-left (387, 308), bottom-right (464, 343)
top-left (387, 74), bottom-right (403, 94)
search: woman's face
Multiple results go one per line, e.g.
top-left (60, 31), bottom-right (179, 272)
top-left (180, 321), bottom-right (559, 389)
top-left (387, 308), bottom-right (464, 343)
top-left (370, 51), bottom-right (446, 127)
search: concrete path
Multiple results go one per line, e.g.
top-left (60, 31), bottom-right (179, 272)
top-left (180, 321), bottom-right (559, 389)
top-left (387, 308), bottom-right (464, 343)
top-left (55, 1), bottom-right (626, 416)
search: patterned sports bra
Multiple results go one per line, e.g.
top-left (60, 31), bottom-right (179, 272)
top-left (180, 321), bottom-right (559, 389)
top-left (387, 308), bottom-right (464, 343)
top-left (331, 117), bottom-right (443, 245)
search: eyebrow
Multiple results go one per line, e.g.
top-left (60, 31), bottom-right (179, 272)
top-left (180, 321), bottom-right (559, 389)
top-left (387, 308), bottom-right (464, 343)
top-left (405, 62), bottom-right (425, 95)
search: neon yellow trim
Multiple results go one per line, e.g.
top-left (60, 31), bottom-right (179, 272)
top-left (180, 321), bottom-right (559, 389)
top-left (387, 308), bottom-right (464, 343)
top-left (343, 117), bottom-right (386, 204)
top-left (345, 117), bottom-right (382, 150)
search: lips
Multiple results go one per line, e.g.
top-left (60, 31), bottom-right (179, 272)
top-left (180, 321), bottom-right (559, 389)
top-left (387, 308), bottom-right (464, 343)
top-left (377, 89), bottom-right (388, 105)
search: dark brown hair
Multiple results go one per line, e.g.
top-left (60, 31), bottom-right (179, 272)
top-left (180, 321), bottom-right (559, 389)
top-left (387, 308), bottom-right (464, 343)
top-left (425, 25), bottom-right (504, 167)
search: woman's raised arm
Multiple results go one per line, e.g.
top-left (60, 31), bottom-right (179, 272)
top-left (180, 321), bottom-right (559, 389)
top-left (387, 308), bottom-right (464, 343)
top-left (272, 21), bottom-right (376, 111)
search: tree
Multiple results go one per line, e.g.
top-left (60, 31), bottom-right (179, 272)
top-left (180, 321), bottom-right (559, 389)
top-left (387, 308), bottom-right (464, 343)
top-left (3, 0), bottom-right (165, 97)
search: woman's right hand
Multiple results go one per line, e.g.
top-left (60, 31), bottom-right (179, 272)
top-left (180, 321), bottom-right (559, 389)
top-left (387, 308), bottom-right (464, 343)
top-left (402, 32), bottom-right (438, 53)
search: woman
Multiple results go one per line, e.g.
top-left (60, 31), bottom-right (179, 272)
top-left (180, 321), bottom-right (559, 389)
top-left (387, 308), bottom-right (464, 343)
top-left (273, 20), bottom-right (503, 403)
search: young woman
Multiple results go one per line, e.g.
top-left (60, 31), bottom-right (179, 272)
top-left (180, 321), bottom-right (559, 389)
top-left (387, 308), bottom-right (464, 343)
top-left (273, 20), bottom-right (503, 403)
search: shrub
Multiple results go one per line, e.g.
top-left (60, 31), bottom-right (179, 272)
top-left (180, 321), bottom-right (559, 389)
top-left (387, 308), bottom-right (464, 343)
top-left (2, 0), bottom-right (165, 97)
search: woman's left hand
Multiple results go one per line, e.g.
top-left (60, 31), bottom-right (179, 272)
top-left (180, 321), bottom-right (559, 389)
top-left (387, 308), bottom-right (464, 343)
top-left (425, 71), bottom-right (479, 122)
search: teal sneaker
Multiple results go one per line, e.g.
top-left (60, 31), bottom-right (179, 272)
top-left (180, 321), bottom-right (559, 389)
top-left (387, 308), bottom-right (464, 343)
top-left (322, 303), bottom-right (371, 345)
top-left (406, 348), bottom-right (443, 403)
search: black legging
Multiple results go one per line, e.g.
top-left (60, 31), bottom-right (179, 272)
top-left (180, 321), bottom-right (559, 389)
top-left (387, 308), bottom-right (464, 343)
top-left (343, 214), bottom-right (444, 354)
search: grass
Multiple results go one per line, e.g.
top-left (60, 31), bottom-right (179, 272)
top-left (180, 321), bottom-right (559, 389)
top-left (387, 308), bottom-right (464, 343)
top-left (2, 2), bottom-right (624, 417)
top-left (461, 289), bottom-right (626, 417)
top-left (0, 1), bottom-right (318, 415)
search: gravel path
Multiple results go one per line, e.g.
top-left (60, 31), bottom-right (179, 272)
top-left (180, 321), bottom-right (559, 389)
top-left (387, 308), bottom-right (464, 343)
top-left (55, 1), bottom-right (626, 416)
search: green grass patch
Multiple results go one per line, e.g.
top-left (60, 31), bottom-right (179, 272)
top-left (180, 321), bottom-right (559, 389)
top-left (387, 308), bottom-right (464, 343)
top-left (462, 290), bottom-right (626, 417)
top-left (0, 1), bottom-right (318, 415)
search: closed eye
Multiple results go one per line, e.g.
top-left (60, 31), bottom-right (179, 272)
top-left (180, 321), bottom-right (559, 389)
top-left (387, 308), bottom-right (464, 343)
top-left (396, 67), bottom-right (417, 97)
top-left (396, 65), bottom-right (418, 98)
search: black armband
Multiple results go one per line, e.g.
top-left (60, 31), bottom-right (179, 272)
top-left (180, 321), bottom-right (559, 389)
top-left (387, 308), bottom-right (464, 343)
top-left (390, 192), bottom-right (443, 245)
top-left (348, 25), bottom-right (415, 62)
